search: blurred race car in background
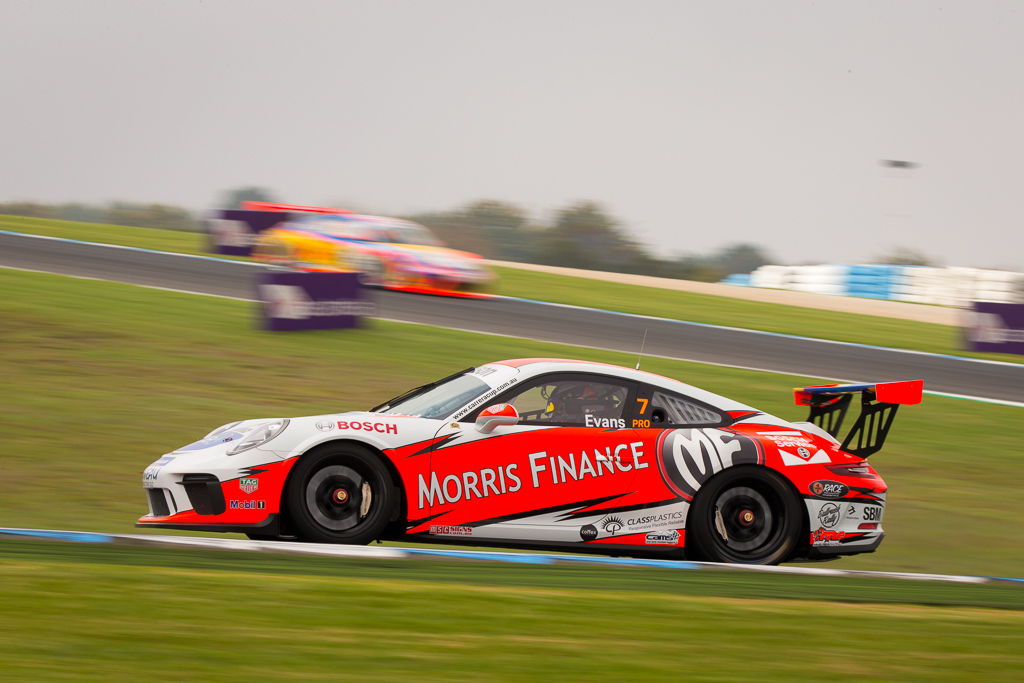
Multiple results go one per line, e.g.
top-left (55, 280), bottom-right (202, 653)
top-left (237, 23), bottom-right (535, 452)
top-left (248, 202), bottom-right (495, 297)
top-left (138, 358), bottom-right (922, 565)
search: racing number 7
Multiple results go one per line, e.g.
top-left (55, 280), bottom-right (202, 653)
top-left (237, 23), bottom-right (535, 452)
top-left (636, 397), bottom-right (649, 414)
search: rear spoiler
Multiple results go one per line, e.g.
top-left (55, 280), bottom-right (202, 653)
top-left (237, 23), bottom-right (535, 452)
top-left (241, 201), bottom-right (352, 215)
top-left (793, 380), bottom-right (923, 458)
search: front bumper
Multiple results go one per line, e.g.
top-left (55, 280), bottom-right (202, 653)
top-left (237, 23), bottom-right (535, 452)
top-left (137, 451), bottom-right (298, 531)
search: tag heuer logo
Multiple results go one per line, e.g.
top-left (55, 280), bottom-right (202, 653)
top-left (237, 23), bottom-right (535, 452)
top-left (239, 478), bottom-right (259, 494)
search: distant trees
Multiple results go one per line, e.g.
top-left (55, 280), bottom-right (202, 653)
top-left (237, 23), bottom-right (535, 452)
top-left (221, 186), bottom-right (277, 209)
top-left (0, 192), bottom-right (774, 282)
top-left (0, 200), bottom-right (198, 231)
top-left (412, 199), bottom-right (772, 282)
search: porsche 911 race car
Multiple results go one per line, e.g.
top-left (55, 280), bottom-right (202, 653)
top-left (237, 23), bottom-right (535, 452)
top-left (249, 204), bottom-right (494, 297)
top-left (138, 359), bottom-right (922, 565)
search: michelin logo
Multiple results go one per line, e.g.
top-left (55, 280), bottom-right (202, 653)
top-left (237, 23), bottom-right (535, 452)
top-left (259, 285), bottom-right (376, 320)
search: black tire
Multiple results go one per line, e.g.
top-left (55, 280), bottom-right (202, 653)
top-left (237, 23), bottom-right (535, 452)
top-left (285, 444), bottom-right (396, 545)
top-left (686, 466), bottom-right (802, 565)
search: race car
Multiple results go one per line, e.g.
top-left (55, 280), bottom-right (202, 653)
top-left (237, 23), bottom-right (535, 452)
top-left (137, 359), bottom-right (922, 565)
top-left (248, 204), bottom-right (494, 297)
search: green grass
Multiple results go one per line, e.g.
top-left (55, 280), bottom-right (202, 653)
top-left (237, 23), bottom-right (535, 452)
top-left (5, 213), bottom-right (1020, 363)
top-left (2, 267), bottom-right (1023, 578)
top-left (1, 540), bottom-right (1022, 681)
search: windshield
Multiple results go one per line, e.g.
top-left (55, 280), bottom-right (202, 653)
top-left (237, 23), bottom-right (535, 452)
top-left (375, 220), bottom-right (441, 246)
top-left (373, 372), bottom-right (490, 419)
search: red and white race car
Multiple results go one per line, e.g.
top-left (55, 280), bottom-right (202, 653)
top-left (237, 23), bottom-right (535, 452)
top-left (138, 359), bottom-right (922, 565)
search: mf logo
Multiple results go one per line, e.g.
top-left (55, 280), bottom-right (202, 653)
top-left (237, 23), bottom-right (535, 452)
top-left (658, 428), bottom-right (759, 498)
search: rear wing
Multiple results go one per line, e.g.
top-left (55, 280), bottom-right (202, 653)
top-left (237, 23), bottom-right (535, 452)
top-left (793, 380), bottom-right (923, 458)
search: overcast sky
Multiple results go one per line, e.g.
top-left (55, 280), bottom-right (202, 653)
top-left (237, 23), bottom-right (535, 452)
top-left (3, 1), bottom-right (1022, 269)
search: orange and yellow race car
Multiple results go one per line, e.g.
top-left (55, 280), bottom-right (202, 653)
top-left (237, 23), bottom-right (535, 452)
top-left (248, 203), bottom-right (495, 297)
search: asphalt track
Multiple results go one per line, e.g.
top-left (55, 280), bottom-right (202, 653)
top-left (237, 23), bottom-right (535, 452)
top-left (3, 230), bottom-right (1023, 403)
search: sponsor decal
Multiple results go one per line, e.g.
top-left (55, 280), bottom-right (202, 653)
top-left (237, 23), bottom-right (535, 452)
top-left (645, 529), bottom-right (680, 545)
top-left (758, 431), bottom-right (815, 449)
top-left (846, 504), bottom-right (857, 519)
top-left (862, 506), bottom-right (883, 522)
top-left (239, 477), bottom-right (259, 494)
top-left (142, 456), bottom-right (175, 487)
top-left (658, 428), bottom-right (759, 498)
top-left (429, 525), bottom-right (473, 536)
top-left (337, 420), bottom-right (398, 434)
top-left (580, 524), bottom-right (598, 541)
top-left (315, 420), bottom-right (336, 432)
top-left (818, 502), bottom-right (840, 529)
top-left (451, 377), bottom-right (519, 420)
top-left (585, 414), bottom-right (626, 429)
top-left (417, 441), bottom-right (648, 509)
top-left (626, 510), bottom-right (686, 530)
top-left (600, 516), bottom-right (625, 533)
top-left (229, 500), bottom-right (267, 510)
top-left (259, 284), bottom-right (376, 320)
top-left (810, 528), bottom-right (847, 546)
top-left (473, 366), bottom-right (498, 377)
top-left (808, 480), bottom-right (849, 499)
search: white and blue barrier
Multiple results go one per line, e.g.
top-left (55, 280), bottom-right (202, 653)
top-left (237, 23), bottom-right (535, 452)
top-left (726, 263), bottom-right (1024, 307)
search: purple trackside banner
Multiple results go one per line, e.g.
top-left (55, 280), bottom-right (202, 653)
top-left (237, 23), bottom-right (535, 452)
top-left (205, 210), bottom-right (291, 257)
top-left (256, 271), bottom-right (376, 331)
top-left (964, 302), bottom-right (1024, 355)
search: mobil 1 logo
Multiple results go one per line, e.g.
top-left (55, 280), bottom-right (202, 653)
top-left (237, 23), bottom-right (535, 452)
top-left (658, 428), bottom-right (759, 498)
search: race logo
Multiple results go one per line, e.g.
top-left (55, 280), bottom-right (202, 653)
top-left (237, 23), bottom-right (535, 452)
top-left (818, 502), bottom-right (840, 529)
top-left (809, 480), bottom-right (849, 499)
top-left (645, 529), bottom-right (680, 545)
top-left (580, 525), bottom-right (598, 541)
top-left (658, 428), bottom-right (759, 498)
top-left (239, 477), bottom-right (259, 494)
top-left (600, 516), bottom-right (625, 534)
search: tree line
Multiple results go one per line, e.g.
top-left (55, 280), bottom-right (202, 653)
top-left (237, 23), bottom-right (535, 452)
top-left (0, 189), bottom-right (772, 282)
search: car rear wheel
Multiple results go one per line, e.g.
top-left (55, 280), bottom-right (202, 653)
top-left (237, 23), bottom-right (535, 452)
top-left (286, 444), bottom-right (396, 544)
top-left (686, 466), bottom-right (802, 565)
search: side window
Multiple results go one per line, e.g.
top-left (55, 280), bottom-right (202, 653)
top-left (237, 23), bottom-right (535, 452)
top-left (633, 385), bottom-right (727, 427)
top-left (497, 376), bottom-right (631, 427)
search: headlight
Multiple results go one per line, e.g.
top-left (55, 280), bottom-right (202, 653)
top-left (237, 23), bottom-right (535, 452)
top-left (226, 419), bottom-right (289, 455)
top-left (203, 421), bottom-right (242, 440)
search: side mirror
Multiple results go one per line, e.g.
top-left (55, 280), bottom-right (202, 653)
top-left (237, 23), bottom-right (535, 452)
top-left (475, 403), bottom-right (519, 433)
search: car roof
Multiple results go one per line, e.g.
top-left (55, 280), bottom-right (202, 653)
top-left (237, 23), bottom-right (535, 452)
top-left (483, 358), bottom-right (757, 412)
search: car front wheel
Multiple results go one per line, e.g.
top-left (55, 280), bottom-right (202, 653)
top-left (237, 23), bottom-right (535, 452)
top-left (286, 444), bottom-right (396, 544)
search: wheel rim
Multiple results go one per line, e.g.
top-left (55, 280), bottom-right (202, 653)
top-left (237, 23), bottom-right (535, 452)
top-left (305, 465), bottom-right (374, 532)
top-left (710, 485), bottom-right (785, 558)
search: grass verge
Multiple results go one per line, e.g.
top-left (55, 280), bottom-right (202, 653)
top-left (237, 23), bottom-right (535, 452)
top-left (2, 267), bottom-right (1023, 577)
top-left (0, 540), bottom-right (1021, 681)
